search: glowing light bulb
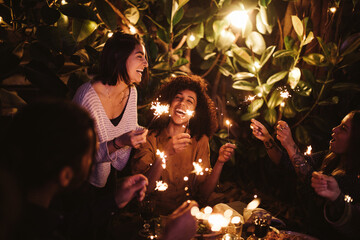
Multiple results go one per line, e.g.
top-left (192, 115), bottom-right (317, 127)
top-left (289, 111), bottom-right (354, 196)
top-left (61, 0), bottom-right (67, 5)
top-left (184, 176), bottom-right (189, 181)
top-left (189, 34), bottom-right (195, 41)
top-left (226, 10), bottom-right (248, 29)
top-left (204, 206), bottom-right (213, 214)
top-left (329, 7), bottom-right (337, 13)
top-left (107, 31), bottom-right (113, 38)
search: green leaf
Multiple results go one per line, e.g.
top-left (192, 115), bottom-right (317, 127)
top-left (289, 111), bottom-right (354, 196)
top-left (241, 112), bottom-right (260, 121)
top-left (266, 71), bottom-right (288, 85)
top-left (172, 7), bottom-right (184, 26)
top-left (60, 3), bottom-right (98, 21)
top-left (0, 88), bottom-right (26, 110)
top-left (288, 67), bottom-right (301, 89)
top-left (340, 33), bottom-right (360, 57)
top-left (124, 7), bottom-right (140, 25)
top-left (176, 0), bottom-right (189, 10)
top-left (152, 62), bottom-right (170, 71)
top-left (232, 80), bottom-right (255, 91)
top-left (295, 125), bottom-right (311, 145)
top-left (259, 0), bottom-right (272, 7)
top-left (72, 19), bottom-right (98, 42)
top-left (248, 99), bottom-right (264, 113)
top-left (186, 34), bottom-right (201, 49)
top-left (332, 82), bottom-right (360, 91)
top-left (232, 72), bottom-right (255, 80)
top-left (264, 108), bottom-right (277, 126)
top-left (245, 31), bottom-right (266, 55)
top-left (256, 12), bottom-right (267, 34)
top-left (192, 23), bottom-right (204, 38)
top-left (304, 31), bottom-right (314, 45)
top-left (284, 36), bottom-right (295, 50)
top-left (219, 64), bottom-right (233, 77)
top-left (232, 47), bottom-right (252, 65)
top-left (95, 0), bottom-right (117, 30)
top-left (302, 53), bottom-right (327, 66)
top-left (157, 28), bottom-right (170, 43)
top-left (273, 49), bottom-right (296, 59)
top-left (318, 96), bottom-right (339, 106)
top-left (172, 58), bottom-right (189, 69)
top-left (260, 45), bottom-right (276, 67)
top-left (283, 101), bottom-right (296, 118)
top-left (291, 15), bottom-right (303, 38)
top-left (267, 91), bottom-right (282, 109)
top-left (294, 81), bottom-right (312, 96)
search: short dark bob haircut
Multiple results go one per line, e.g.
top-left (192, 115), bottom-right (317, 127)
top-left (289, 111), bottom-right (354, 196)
top-left (150, 75), bottom-right (218, 140)
top-left (5, 99), bottom-right (96, 189)
top-left (97, 32), bottom-right (148, 86)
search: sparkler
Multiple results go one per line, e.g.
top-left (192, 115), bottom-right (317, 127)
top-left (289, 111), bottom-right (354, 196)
top-left (225, 120), bottom-right (232, 142)
top-left (277, 89), bottom-right (291, 122)
top-left (148, 100), bottom-right (169, 128)
top-left (155, 180), bottom-right (168, 191)
top-left (156, 149), bottom-right (167, 169)
top-left (304, 145), bottom-right (312, 156)
top-left (184, 109), bottom-right (195, 133)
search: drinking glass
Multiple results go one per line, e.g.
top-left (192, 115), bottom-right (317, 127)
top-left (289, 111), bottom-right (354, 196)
top-left (138, 197), bottom-right (156, 239)
top-left (251, 210), bottom-right (271, 240)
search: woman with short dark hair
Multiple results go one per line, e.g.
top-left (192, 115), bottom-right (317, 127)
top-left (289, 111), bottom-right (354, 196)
top-left (131, 75), bottom-right (236, 214)
top-left (74, 32), bottom-right (149, 188)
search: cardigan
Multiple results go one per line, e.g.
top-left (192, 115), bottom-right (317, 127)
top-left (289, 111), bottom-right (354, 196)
top-left (73, 82), bottom-right (138, 187)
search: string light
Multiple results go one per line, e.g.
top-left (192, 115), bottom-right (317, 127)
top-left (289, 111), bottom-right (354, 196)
top-left (129, 25), bottom-right (137, 34)
top-left (226, 10), bottom-right (248, 30)
top-left (329, 7), bottom-right (337, 13)
top-left (61, 0), bottom-right (67, 5)
top-left (189, 34), bottom-right (195, 41)
top-left (107, 31), bottom-right (113, 38)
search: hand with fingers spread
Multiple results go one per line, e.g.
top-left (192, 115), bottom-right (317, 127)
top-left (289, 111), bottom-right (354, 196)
top-left (250, 119), bottom-right (272, 142)
top-left (115, 128), bottom-right (148, 149)
top-left (165, 133), bottom-right (192, 156)
top-left (218, 143), bottom-right (236, 163)
top-left (114, 174), bottom-right (148, 208)
top-left (311, 171), bottom-right (341, 202)
top-left (161, 201), bottom-right (198, 240)
top-left (275, 120), bottom-right (294, 149)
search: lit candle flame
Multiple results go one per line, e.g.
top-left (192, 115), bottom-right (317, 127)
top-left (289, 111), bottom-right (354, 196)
top-left (155, 180), bottom-right (168, 191)
top-left (156, 149), bottom-right (167, 169)
top-left (304, 145), bottom-right (312, 156)
top-left (151, 101), bottom-right (169, 117)
top-left (246, 198), bottom-right (260, 210)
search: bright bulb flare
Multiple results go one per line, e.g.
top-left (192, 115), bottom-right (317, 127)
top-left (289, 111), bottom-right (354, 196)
top-left (129, 25), bottom-right (137, 34)
top-left (189, 34), bottom-right (195, 41)
top-left (155, 180), bottom-right (168, 191)
top-left (245, 95), bottom-right (256, 102)
top-left (226, 10), bottom-right (248, 29)
top-left (156, 149), bottom-right (167, 169)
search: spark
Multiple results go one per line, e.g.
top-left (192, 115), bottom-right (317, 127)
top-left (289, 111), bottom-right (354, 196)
top-left (156, 149), bottom-right (167, 169)
top-left (245, 95), bottom-right (256, 102)
top-left (304, 145), bottom-right (312, 156)
top-left (151, 101), bottom-right (169, 117)
top-left (155, 180), bottom-right (168, 191)
top-left (280, 90), bottom-right (291, 99)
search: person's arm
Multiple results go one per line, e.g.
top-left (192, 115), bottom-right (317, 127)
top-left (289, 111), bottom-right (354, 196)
top-left (198, 142), bottom-right (236, 201)
top-left (276, 121), bottom-right (313, 178)
top-left (250, 119), bottom-right (282, 165)
top-left (311, 172), bottom-right (360, 237)
top-left (160, 201), bottom-right (198, 240)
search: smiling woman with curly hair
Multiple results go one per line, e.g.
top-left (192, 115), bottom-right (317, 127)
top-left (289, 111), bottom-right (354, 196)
top-left (131, 75), bottom-right (236, 214)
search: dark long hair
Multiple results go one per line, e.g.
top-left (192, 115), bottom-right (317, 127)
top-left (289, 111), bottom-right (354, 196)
top-left (97, 32), bottom-right (148, 86)
top-left (321, 110), bottom-right (360, 176)
top-left (149, 75), bottom-right (218, 140)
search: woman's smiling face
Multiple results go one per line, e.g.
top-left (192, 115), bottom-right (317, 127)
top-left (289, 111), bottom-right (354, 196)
top-left (169, 89), bottom-right (197, 126)
top-left (329, 113), bottom-right (353, 155)
top-left (126, 44), bottom-right (148, 85)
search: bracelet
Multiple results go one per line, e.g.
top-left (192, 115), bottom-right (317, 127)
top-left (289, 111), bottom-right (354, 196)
top-left (112, 138), bottom-right (121, 149)
top-left (264, 140), bottom-right (275, 149)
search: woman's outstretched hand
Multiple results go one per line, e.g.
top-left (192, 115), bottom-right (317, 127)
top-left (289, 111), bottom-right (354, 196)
top-left (250, 119), bottom-right (271, 142)
top-left (311, 171), bottom-right (341, 202)
top-left (218, 143), bottom-right (236, 163)
top-left (275, 120), bottom-right (294, 150)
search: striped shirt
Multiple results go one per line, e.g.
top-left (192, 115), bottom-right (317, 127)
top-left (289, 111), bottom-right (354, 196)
top-left (73, 82), bottom-right (138, 187)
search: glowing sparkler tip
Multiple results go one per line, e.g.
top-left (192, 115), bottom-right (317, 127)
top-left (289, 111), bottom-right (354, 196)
top-left (155, 180), bottom-right (168, 191)
top-left (186, 109), bottom-right (194, 117)
top-left (304, 145), bottom-right (312, 156)
top-left (151, 101), bottom-right (169, 117)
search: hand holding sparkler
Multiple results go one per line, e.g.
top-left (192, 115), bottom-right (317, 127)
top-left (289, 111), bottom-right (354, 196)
top-left (114, 128), bottom-right (148, 150)
top-left (225, 119), bottom-right (232, 142)
top-left (217, 143), bottom-right (236, 163)
top-left (311, 171), bottom-right (341, 202)
top-left (250, 119), bottom-right (272, 142)
top-left (184, 110), bottom-right (195, 133)
top-left (275, 120), bottom-right (294, 149)
top-left (165, 133), bottom-right (192, 156)
top-left (277, 89), bottom-right (291, 122)
top-left (114, 174), bottom-right (148, 208)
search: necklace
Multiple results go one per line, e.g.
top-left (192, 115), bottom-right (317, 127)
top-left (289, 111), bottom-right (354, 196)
top-left (105, 85), bottom-right (129, 105)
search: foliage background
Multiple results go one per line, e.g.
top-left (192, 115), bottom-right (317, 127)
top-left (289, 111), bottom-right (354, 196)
top-left (1, 0), bottom-right (360, 231)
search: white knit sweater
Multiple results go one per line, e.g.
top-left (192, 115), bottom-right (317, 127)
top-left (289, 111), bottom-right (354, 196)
top-left (73, 82), bottom-right (138, 187)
